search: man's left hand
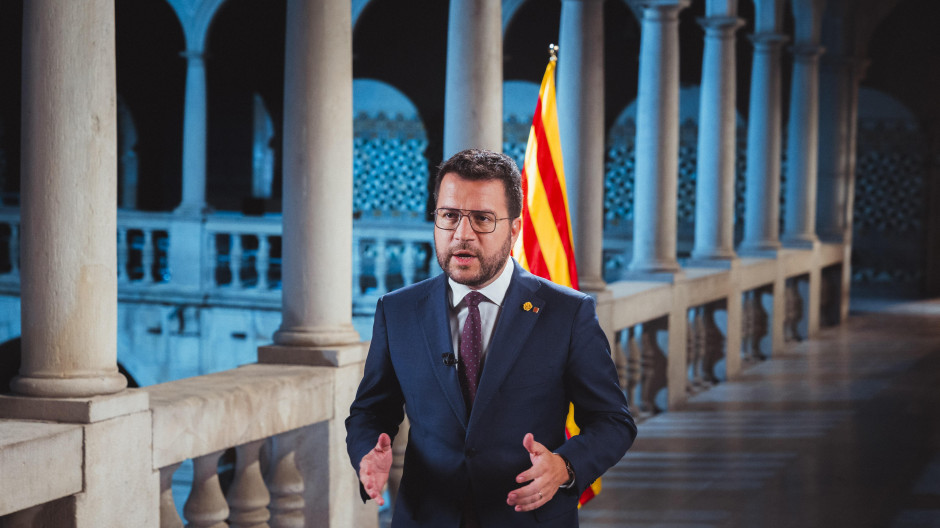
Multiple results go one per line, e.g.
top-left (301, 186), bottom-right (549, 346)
top-left (506, 433), bottom-right (570, 512)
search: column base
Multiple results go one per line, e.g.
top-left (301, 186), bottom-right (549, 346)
top-left (578, 276), bottom-right (608, 293)
top-left (10, 371), bottom-right (128, 400)
top-left (273, 323), bottom-right (362, 349)
top-left (0, 388), bottom-right (148, 424)
top-left (781, 234), bottom-right (820, 249)
top-left (737, 244), bottom-right (782, 258)
top-left (173, 202), bottom-right (211, 217)
top-left (684, 256), bottom-right (739, 270)
top-left (621, 269), bottom-right (686, 283)
top-left (259, 342), bottom-right (367, 367)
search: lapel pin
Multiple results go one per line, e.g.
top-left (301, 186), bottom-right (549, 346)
top-left (532, 306), bottom-right (540, 313)
top-left (522, 301), bottom-right (533, 312)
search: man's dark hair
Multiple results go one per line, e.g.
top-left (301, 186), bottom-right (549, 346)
top-left (434, 149), bottom-right (523, 220)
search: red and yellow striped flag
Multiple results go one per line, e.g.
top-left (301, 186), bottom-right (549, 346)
top-left (511, 48), bottom-right (601, 507)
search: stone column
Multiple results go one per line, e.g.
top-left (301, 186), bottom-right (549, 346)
top-left (176, 49), bottom-right (208, 215)
top-left (13, 0), bottom-right (126, 398)
top-left (271, 0), bottom-right (360, 350)
top-left (816, 54), bottom-right (853, 242)
top-left (782, 0), bottom-right (826, 248)
top-left (740, 38), bottom-right (787, 252)
top-left (628, 0), bottom-right (689, 276)
top-left (558, 0), bottom-right (606, 290)
top-left (443, 0), bottom-right (502, 158)
top-left (691, 9), bottom-right (744, 263)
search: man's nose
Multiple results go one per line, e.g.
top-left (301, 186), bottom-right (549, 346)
top-left (453, 215), bottom-right (477, 240)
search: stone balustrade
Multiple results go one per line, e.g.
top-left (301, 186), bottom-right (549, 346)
top-left (0, 362), bottom-right (367, 526)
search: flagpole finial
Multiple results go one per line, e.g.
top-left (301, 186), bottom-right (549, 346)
top-left (549, 43), bottom-right (559, 62)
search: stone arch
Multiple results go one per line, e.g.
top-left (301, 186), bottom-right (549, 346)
top-left (204, 0), bottom-right (286, 212)
top-left (353, 0), bottom-right (449, 185)
top-left (353, 79), bottom-right (430, 219)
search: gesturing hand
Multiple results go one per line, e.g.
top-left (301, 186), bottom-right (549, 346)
top-left (506, 433), bottom-right (570, 512)
top-left (358, 433), bottom-right (393, 505)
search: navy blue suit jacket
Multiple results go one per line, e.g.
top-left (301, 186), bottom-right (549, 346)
top-left (346, 261), bottom-right (636, 527)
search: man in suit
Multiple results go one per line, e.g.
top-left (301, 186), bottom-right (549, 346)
top-left (346, 149), bottom-right (636, 527)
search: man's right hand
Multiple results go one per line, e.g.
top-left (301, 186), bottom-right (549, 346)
top-left (358, 433), bottom-right (393, 505)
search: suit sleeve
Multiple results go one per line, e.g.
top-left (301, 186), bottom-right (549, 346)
top-left (345, 297), bottom-right (406, 501)
top-left (553, 294), bottom-right (637, 495)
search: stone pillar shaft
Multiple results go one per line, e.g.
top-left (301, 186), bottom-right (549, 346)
top-left (783, 44), bottom-right (824, 246)
top-left (275, 0), bottom-right (359, 347)
top-left (630, 1), bottom-right (689, 274)
top-left (741, 32), bottom-right (788, 251)
top-left (177, 50), bottom-right (208, 215)
top-left (14, 0), bottom-right (126, 398)
top-left (816, 56), bottom-right (854, 241)
top-left (782, 0), bottom-right (826, 247)
top-left (692, 15), bottom-right (743, 261)
top-left (558, 0), bottom-right (606, 290)
top-left (443, 0), bottom-right (502, 158)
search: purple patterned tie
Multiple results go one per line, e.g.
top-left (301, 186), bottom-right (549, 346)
top-left (458, 291), bottom-right (486, 411)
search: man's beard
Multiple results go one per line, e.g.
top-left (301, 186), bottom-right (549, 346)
top-left (436, 233), bottom-right (512, 288)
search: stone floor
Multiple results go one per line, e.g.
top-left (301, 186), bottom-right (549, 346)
top-left (581, 298), bottom-right (940, 528)
top-left (379, 298), bottom-right (940, 527)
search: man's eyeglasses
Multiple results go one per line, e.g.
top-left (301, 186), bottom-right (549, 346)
top-left (433, 208), bottom-right (511, 233)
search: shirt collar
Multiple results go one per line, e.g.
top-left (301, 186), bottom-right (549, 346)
top-left (448, 257), bottom-right (515, 308)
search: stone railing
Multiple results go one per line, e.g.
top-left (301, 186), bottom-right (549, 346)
top-left (0, 356), bottom-right (375, 527)
top-left (0, 208), bottom-right (438, 313)
top-left (596, 245), bottom-right (849, 416)
top-left (149, 364), bottom-right (335, 527)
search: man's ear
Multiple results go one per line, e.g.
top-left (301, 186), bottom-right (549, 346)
top-left (510, 217), bottom-right (522, 241)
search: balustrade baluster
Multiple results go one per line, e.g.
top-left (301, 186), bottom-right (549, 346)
top-left (208, 232), bottom-right (220, 287)
top-left (613, 329), bottom-right (629, 392)
top-left (159, 463), bottom-right (184, 528)
top-left (741, 290), bottom-right (755, 362)
top-left (227, 439), bottom-right (271, 528)
top-left (184, 451), bottom-right (229, 528)
top-left (686, 307), bottom-right (706, 393)
top-left (626, 326), bottom-right (642, 410)
top-left (257, 235), bottom-right (271, 290)
top-left (701, 304), bottom-right (725, 385)
top-left (784, 278), bottom-right (804, 342)
top-left (9, 223), bottom-right (19, 277)
top-left (268, 435), bottom-right (304, 528)
top-left (230, 234), bottom-right (244, 290)
top-left (401, 241), bottom-right (416, 286)
top-left (751, 288), bottom-right (769, 360)
top-left (117, 227), bottom-right (128, 282)
top-left (142, 229), bottom-right (155, 284)
top-left (639, 320), bottom-right (667, 416)
top-left (375, 237), bottom-right (388, 295)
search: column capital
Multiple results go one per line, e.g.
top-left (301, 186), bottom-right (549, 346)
top-left (697, 15), bottom-right (745, 34)
top-left (790, 43), bottom-right (825, 61)
top-left (748, 31), bottom-right (789, 49)
top-left (641, 0), bottom-right (691, 18)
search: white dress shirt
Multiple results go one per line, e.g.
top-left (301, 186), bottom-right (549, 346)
top-left (447, 257), bottom-right (514, 367)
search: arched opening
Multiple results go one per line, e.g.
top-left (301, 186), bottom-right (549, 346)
top-left (116, 0), bottom-right (187, 211)
top-left (205, 0), bottom-right (286, 213)
top-left (353, 0), bottom-right (449, 191)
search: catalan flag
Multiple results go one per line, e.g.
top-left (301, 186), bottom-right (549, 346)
top-left (511, 46), bottom-right (601, 507)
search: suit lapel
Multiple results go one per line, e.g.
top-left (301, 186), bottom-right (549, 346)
top-left (469, 263), bottom-right (544, 428)
top-left (417, 274), bottom-right (469, 429)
